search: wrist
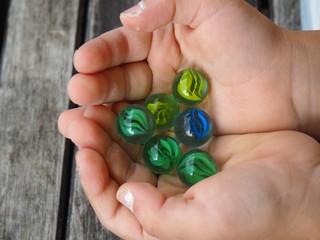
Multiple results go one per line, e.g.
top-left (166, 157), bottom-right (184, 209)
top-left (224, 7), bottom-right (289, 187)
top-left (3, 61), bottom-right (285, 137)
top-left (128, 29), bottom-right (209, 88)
top-left (288, 30), bottom-right (320, 140)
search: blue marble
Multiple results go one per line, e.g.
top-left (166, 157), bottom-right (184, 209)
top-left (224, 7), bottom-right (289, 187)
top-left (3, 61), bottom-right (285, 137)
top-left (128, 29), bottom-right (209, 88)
top-left (174, 108), bottom-right (213, 147)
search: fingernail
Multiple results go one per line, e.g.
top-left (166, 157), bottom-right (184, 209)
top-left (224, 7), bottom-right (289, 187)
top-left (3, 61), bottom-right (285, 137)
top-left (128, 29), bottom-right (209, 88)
top-left (117, 188), bottom-right (134, 213)
top-left (120, 1), bottom-right (145, 17)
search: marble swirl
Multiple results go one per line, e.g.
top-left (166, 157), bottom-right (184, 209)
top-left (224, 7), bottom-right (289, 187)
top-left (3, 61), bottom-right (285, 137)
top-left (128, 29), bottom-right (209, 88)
top-left (144, 93), bottom-right (180, 130)
top-left (172, 69), bottom-right (208, 106)
top-left (147, 101), bottom-right (171, 126)
top-left (116, 105), bottom-right (155, 144)
top-left (174, 108), bottom-right (213, 147)
top-left (143, 135), bottom-right (181, 174)
top-left (177, 149), bottom-right (218, 187)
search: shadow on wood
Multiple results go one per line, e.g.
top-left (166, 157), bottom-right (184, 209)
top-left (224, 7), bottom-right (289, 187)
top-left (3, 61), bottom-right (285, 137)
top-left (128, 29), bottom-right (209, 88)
top-left (0, 0), bottom-right (10, 84)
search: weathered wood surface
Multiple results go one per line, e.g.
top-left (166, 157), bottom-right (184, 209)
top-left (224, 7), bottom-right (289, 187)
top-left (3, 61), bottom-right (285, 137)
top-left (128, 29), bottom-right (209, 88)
top-left (0, 0), bottom-right (301, 240)
top-left (0, 0), bottom-right (80, 239)
top-left (272, 0), bottom-right (301, 30)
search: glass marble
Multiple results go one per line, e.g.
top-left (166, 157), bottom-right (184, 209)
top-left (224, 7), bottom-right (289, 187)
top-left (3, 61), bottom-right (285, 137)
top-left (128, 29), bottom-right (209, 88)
top-left (174, 108), bottom-right (213, 147)
top-left (143, 134), bottom-right (181, 174)
top-left (177, 149), bottom-right (218, 187)
top-left (172, 69), bottom-right (208, 106)
top-left (116, 104), bottom-right (155, 144)
top-left (144, 93), bottom-right (180, 130)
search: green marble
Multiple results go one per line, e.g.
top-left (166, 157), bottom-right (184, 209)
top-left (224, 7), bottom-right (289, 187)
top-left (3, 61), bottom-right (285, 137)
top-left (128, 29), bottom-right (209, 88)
top-left (143, 134), bottom-right (181, 174)
top-left (177, 149), bottom-right (217, 187)
top-left (144, 93), bottom-right (180, 130)
top-left (116, 104), bottom-right (155, 144)
top-left (172, 69), bottom-right (208, 106)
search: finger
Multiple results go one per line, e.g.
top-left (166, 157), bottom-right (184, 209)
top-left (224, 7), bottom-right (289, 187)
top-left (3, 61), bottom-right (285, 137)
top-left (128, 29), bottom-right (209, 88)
top-left (116, 182), bottom-right (216, 240)
top-left (68, 117), bottom-right (156, 185)
top-left (120, 0), bottom-right (224, 31)
top-left (83, 105), bottom-right (141, 160)
top-left (116, 163), bottom-right (275, 240)
top-left (76, 148), bottom-right (144, 240)
top-left (83, 105), bottom-right (120, 141)
top-left (58, 107), bottom-right (86, 138)
top-left (110, 101), bottom-right (130, 116)
top-left (74, 27), bottom-right (152, 73)
top-left (68, 62), bottom-right (152, 105)
top-left (114, 135), bottom-right (269, 239)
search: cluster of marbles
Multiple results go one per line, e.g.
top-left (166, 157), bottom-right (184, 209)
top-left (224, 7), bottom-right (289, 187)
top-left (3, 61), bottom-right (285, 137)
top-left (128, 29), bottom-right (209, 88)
top-left (116, 69), bottom-right (218, 187)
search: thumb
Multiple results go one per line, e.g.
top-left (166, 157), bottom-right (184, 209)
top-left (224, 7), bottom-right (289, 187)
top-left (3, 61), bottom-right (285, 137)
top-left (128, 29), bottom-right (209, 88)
top-left (116, 182), bottom-right (192, 239)
top-left (119, 0), bottom-right (215, 32)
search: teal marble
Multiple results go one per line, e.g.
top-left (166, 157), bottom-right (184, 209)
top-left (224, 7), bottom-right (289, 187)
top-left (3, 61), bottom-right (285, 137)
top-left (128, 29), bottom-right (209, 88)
top-left (174, 108), bottom-right (213, 147)
top-left (177, 149), bottom-right (218, 187)
top-left (116, 104), bottom-right (155, 144)
top-left (143, 134), bottom-right (181, 174)
top-left (144, 93), bottom-right (180, 130)
top-left (172, 69), bottom-right (208, 106)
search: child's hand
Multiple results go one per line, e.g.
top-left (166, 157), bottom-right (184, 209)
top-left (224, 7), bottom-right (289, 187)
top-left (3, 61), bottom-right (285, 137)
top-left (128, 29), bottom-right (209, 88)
top-left (59, 105), bottom-right (320, 239)
top-left (68, 0), bottom-right (319, 138)
top-left (59, 0), bottom-right (320, 239)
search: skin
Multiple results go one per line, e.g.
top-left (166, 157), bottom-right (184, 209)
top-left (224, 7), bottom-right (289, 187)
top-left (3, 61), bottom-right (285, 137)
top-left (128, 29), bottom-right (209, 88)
top-left (58, 0), bottom-right (320, 239)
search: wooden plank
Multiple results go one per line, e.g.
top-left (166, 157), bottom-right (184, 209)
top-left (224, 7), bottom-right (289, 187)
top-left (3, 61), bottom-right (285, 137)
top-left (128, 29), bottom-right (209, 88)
top-left (246, 0), bottom-right (270, 17)
top-left (271, 0), bottom-right (301, 30)
top-left (66, 1), bottom-right (137, 239)
top-left (246, 0), bottom-right (259, 8)
top-left (0, 0), bottom-right (80, 239)
top-left (85, 0), bottom-right (138, 39)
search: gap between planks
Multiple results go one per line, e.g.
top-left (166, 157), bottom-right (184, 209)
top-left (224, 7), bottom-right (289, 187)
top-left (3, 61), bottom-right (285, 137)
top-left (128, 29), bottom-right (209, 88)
top-left (0, 0), bottom-right (11, 87)
top-left (55, 0), bottom-right (90, 239)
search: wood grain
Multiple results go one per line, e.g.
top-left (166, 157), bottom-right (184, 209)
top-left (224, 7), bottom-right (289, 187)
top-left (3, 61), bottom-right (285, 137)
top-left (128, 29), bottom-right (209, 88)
top-left (0, 0), bottom-right (10, 77)
top-left (272, 0), bottom-right (301, 30)
top-left (0, 0), bottom-right (79, 239)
